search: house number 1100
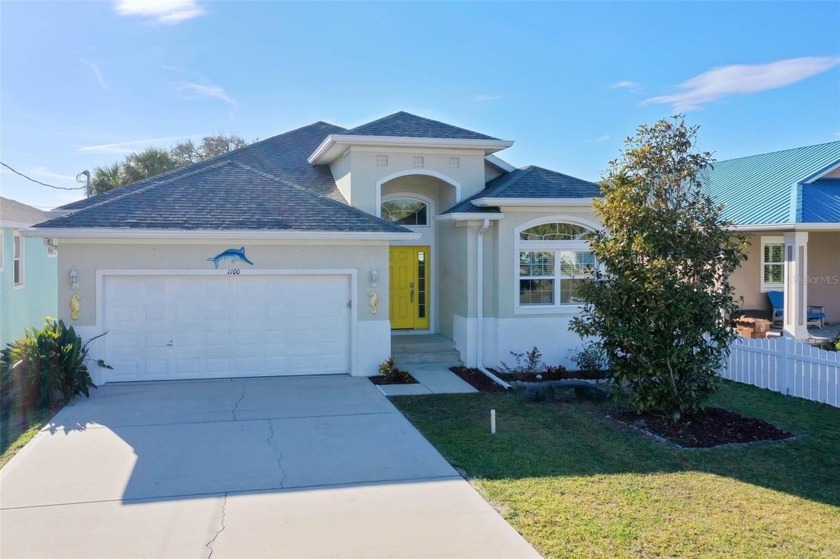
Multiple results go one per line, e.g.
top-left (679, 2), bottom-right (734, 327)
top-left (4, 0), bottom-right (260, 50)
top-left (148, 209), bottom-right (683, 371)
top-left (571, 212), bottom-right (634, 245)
top-left (227, 269), bottom-right (241, 275)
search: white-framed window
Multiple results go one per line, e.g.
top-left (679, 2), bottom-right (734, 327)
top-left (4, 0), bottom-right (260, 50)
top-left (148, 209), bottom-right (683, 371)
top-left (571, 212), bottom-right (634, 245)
top-left (515, 219), bottom-right (596, 310)
top-left (760, 236), bottom-right (784, 292)
top-left (46, 238), bottom-right (58, 257)
top-left (13, 230), bottom-right (24, 287)
top-left (381, 197), bottom-right (429, 226)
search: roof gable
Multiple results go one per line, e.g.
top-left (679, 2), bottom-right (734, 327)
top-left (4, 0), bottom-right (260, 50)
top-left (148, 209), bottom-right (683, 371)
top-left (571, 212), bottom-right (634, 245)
top-left (706, 141), bottom-right (840, 225)
top-left (346, 111), bottom-right (499, 140)
top-left (443, 166), bottom-right (600, 214)
top-left (36, 161), bottom-right (409, 233)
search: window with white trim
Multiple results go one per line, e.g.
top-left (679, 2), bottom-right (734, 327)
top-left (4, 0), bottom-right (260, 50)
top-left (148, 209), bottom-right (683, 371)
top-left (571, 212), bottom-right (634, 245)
top-left (13, 231), bottom-right (23, 287)
top-left (381, 198), bottom-right (429, 226)
top-left (517, 222), bottom-right (596, 307)
top-left (761, 236), bottom-right (784, 291)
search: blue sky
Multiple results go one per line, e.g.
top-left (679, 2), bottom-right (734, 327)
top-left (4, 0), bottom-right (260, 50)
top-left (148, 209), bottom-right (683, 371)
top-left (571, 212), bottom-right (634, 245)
top-left (2, 0), bottom-right (839, 209)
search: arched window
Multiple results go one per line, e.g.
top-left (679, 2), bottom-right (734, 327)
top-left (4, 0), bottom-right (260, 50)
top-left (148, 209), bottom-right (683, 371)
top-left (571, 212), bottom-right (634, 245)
top-left (381, 198), bottom-right (428, 226)
top-left (516, 220), bottom-right (596, 307)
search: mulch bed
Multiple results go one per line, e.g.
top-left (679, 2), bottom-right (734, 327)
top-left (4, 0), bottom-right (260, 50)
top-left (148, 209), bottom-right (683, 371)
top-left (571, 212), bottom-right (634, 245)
top-left (491, 368), bottom-right (608, 382)
top-left (369, 370), bottom-right (418, 385)
top-left (613, 407), bottom-right (793, 448)
top-left (450, 366), bottom-right (507, 392)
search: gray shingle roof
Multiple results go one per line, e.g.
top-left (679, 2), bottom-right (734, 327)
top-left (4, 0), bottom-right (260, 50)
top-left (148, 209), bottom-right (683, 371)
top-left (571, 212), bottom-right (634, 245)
top-left (59, 122), bottom-right (347, 212)
top-left (346, 111), bottom-right (499, 140)
top-left (0, 197), bottom-right (47, 225)
top-left (35, 161), bottom-right (409, 233)
top-left (443, 166), bottom-right (600, 214)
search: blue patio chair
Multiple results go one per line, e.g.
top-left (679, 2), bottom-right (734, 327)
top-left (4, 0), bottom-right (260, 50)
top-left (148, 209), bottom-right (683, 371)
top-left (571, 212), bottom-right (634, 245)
top-left (766, 290), bottom-right (826, 329)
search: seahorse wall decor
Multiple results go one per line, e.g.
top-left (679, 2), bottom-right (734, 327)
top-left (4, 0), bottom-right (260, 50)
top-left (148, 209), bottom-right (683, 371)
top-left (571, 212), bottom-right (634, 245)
top-left (70, 294), bottom-right (82, 321)
top-left (368, 290), bottom-right (379, 315)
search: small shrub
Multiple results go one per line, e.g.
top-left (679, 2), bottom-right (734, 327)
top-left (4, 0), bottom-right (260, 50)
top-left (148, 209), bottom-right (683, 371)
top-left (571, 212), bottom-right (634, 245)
top-left (378, 356), bottom-right (397, 377)
top-left (499, 347), bottom-right (545, 375)
top-left (569, 342), bottom-right (607, 375)
top-left (0, 319), bottom-right (107, 415)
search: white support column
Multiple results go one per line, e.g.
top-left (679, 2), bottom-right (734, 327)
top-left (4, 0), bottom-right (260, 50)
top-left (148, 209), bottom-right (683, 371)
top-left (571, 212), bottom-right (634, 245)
top-left (783, 231), bottom-right (809, 340)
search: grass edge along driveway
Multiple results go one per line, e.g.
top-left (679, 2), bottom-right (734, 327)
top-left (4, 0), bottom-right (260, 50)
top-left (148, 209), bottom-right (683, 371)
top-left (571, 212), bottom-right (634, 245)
top-left (391, 380), bottom-right (840, 559)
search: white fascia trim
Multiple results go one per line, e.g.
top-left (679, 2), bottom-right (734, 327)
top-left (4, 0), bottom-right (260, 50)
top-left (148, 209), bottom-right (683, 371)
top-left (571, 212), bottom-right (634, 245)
top-left (730, 222), bottom-right (840, 232)
top-left (308, 134), bottom-right (515, 164)
top-left (484, 154), bottom-right (516, 172)
top-left (472, 197), bottom-right (596, 207)
top-left (21, 228), bottom-right (421, 241)
top-left (436, 213), bottom-right (505, 222)
top-left (803, 160), bottom-right (840, 183)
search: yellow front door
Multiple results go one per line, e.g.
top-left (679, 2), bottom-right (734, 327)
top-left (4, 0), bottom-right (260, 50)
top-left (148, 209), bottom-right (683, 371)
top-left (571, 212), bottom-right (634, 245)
top-left (389, 246), bottom-right (430, 330)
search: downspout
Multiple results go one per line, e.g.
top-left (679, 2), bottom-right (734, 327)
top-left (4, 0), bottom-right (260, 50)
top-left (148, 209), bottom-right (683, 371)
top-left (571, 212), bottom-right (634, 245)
top-left (475, 218), bottom-right (512, 390)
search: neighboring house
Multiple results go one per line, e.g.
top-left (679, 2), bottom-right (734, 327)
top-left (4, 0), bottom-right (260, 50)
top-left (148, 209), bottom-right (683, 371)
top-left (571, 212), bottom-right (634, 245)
top-left (27, 112), bottom-right (600, 384)
top-left (706, 141), bottom-right (840, 340)
top-left (0, 197), bottom-right (58, 348)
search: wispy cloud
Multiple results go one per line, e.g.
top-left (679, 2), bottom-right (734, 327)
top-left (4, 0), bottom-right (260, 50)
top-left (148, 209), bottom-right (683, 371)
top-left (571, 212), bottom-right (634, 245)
top-left (596, 135), bottom-right (611, 142)
top-left (175, 82), bottom-right (237, 108)
top-left (610, 81), bottom-right (640, 91)
top-left (80, 59), bottom-right (109, 90)
top-left (79, 135), bottom-right (197, 154)
top-left (114, 0), bottom-right (204, 24)
top-left (29, 167), bottom-right (79, 182)
top-left (471, 94), bottom-right (503, 104)
top-left (644, 56), bottom-right (840, 111)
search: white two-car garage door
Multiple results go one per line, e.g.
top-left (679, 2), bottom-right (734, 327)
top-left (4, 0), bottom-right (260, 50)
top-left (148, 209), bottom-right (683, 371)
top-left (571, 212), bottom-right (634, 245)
top-left (102, 273), bottom-right (352, 382)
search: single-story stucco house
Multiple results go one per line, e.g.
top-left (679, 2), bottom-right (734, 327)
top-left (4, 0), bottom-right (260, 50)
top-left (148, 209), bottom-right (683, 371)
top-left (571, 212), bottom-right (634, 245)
top-left (1, 197), bottom-right (58, 349)
top-left (28, 112), bottom-right (602, 384)
top-left (707, 141), bottom-right (840, 340)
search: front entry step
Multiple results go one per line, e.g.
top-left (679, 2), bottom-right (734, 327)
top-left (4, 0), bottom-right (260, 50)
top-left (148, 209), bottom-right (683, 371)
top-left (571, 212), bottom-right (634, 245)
top-left (392, 334), bottom-right (461, 365)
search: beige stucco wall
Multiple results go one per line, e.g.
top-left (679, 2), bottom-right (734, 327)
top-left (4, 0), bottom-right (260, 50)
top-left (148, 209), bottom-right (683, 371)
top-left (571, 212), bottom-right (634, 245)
top-left (438, 221), bottom-right (473, 339)
top-left (802, 231), bottom-right (840, 322)
top-left (730, 233), bottom-right (765, 312)
top-left (56, 240), bottom-right (390, 327)
top-left (336, 147), bottom-right (487, 216)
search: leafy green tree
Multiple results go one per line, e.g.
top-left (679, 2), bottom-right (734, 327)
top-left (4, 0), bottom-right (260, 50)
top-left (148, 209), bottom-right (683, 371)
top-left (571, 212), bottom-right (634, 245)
top-left (88, 134), bottom-right (249, 196)
top-left (122, 147), bottom-right (178, 184)
top-left (170, 135), bottom-right (247, 166)
top-left (91, 162), bottom-right (124, 195)
top-left (570, 116), bottom-right (748, 421)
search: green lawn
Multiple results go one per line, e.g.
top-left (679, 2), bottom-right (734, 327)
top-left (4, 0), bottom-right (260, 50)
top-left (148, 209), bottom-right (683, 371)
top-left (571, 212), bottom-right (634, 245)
top-left (0, 407), bottom-right (58, 470)
top-left (392, 381), bottom-right (840, 559)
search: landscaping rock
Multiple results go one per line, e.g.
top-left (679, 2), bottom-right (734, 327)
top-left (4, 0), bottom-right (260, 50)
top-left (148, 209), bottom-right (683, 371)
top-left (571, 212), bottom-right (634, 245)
top-left (518, 380), bottom-right (609, 403)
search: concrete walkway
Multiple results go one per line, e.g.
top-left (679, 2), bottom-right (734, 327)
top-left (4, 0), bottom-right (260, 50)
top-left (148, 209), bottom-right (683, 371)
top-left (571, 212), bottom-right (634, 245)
top-left (377, 365), bottom-right (478, 396)
top-left (0, 375), bottom-right (538, 558)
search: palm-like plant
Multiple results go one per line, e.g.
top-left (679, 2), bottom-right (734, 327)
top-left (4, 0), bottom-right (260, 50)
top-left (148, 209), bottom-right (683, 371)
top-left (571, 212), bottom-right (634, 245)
top-left (123, 147), bottom-right (178, 184)
top-left (91, 162), bottom-right (124, 195)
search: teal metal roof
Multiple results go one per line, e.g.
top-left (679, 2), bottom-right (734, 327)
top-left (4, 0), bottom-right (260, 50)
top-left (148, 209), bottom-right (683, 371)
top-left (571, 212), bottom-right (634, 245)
top-left (705, 141), bottom-right (840, 225)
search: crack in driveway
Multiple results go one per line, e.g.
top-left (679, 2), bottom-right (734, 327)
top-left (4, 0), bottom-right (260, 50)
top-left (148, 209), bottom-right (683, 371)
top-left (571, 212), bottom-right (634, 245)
top-left (266, 420), bottom-right (287, 488)
top-left (231, 381), bottom-right (246, 421)
top-left (205, 492), bottom-right (228, 559)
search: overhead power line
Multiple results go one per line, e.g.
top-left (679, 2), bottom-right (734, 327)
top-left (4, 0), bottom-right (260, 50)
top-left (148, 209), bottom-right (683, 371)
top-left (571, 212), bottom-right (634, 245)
top-left (1, 161), bottom-right (87, 191)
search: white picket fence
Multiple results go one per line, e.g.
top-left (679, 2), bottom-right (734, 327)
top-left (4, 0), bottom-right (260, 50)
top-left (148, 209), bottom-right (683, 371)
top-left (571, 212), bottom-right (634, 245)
top-left (722, 335), bottom-right (840, 408)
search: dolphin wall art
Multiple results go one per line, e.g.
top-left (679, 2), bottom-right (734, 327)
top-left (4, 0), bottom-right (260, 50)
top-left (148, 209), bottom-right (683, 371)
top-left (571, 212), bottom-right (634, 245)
top-left (207, 247), bottom-right (255, 269)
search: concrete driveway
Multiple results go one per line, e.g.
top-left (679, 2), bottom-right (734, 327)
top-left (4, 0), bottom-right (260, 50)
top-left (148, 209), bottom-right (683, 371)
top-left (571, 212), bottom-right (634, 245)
top-left (0, 376), bottom-right (539, 558)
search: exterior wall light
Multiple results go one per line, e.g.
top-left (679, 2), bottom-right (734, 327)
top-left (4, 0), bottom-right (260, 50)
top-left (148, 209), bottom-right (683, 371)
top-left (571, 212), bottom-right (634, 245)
top-left (69, 267), bottom-right (79, 290)
top-left (370, 269), bottom-right (378, 288)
